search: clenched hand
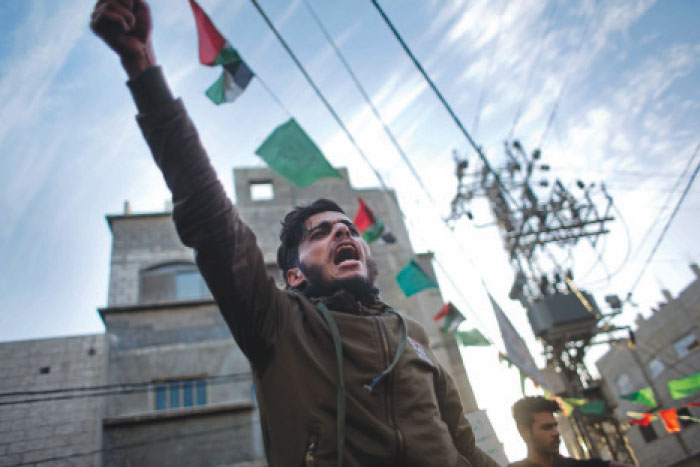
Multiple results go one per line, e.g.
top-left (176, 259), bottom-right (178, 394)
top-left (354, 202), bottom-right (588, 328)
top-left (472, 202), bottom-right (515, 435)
top-left (90, 0), bottom-right (156, 78)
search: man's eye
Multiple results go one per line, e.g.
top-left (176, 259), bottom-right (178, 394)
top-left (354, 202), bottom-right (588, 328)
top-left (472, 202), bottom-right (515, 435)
top-left (349, 226), bottom-right (359, 235)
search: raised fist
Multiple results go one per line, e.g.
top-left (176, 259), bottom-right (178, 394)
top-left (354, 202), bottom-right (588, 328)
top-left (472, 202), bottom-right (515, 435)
top-left (90, 0), bottom-right (155, 77)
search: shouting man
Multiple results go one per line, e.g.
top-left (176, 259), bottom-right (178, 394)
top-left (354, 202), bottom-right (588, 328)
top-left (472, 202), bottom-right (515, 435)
top-left (510, 397), bottom-right (632, 467)
top-left (90, 0), bottom-right (499, 465)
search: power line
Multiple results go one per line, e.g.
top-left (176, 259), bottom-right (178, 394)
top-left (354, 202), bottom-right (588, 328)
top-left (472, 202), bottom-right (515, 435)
top-left (300, 0), bottom-right (436, 205)
top-left (629, 143), bottom-right (700, 265)
top-left (626, 143), bottom-right (700, 303)
top-left (0, 372), bottom-right (252, 406)
top-left (507, 0), bottom-right (559, 140)
top-left (538, 3), bottom-right (597, 148)
top-left (9, 418), bottom-right (260, 466)
top-left (580, 201), bottom-right (632, 288)
top-left (248, 0), bottom-right (389, 193)
top-left (0, 371), bottom-right (251, 398)
top-left (471, 0), bottom-right (508, 139)
top-left (370, 0), bottom-right (513, 206)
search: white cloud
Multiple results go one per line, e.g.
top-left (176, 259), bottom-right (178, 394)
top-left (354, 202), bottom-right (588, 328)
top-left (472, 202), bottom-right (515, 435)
top-left (0, 2), bottom-right (88, 147)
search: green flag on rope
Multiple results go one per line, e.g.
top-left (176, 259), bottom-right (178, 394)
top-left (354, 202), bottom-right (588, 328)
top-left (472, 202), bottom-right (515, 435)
top-left (620, 387), bottom-right (657, 407)
top-left (255, 118), bottom-right (342, 187)
top-left (579, 400), bottom-right (606, 416)
top-left (455, 329), bottom-right (491, 347)
top-left (396, 259), bottom-right (438, 297)
top-left (668, 372), bottom-right (700, 400)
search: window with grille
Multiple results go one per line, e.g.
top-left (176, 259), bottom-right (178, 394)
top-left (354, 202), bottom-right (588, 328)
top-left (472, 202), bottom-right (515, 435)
top-left (673, 333), bottom-right (699, 359)
top-left (616, 373), bottom-right (633, 394)
top-left (648, 357), bottom-right (665, 378)
top-left (140, 263), bottom-right (211, 303)
top-left (154, 378), bottom-right (207, 411)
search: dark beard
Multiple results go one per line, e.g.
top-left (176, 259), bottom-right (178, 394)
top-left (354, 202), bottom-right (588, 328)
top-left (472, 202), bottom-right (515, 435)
top-left (298, 260), bottom-right (379, 304)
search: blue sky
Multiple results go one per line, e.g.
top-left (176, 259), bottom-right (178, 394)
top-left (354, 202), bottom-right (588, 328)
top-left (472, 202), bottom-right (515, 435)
top-left (1, 0), bottom-right (698, 461)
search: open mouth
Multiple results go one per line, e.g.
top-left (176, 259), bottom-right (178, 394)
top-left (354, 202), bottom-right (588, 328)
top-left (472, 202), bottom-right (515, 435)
top-left (334, 243), bottom-right (359, 265)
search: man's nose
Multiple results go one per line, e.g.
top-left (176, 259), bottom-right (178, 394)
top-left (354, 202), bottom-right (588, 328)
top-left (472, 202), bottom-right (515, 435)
top-left (333, 223), bottom-right (351, 238)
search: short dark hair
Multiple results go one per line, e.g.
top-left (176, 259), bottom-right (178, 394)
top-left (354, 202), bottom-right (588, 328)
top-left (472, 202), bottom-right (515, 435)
top-left (277, 199), bottom-right (345, 287)
top-left (512, 396), bottom-right (561, 430)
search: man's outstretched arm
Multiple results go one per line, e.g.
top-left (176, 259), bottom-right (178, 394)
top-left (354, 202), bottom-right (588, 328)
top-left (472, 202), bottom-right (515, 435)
top-left (90, 0), bottom-right (287, 368)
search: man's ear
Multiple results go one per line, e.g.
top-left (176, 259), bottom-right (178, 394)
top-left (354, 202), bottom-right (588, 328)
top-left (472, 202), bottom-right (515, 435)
top-left (517, 424), bottom-right (531, 444)
top-left (286, 267), bottom-right (307, 288)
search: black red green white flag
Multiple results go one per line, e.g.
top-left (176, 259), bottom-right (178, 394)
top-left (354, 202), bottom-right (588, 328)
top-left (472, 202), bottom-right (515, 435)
top-left (353, 198), bottom-right (385, 243)
top-left (189, 0), bottom-right (254, 105)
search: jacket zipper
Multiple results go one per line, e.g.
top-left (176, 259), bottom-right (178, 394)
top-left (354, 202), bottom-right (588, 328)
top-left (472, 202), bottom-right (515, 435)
top-left (374, 316), bottom-right (406, 466)
top-left (304, 432), bottom-right (319, 467)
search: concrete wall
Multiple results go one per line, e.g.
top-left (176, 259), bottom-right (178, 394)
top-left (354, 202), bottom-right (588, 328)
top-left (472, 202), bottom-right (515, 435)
top-left (106, 213), bottom-right (194, 307)
top-left (0, 334), bottom-right (105, 466)
top-left (597, 266), bottom-right (700, 466)
top-left (102, 405), bottom-right (260, 467)
top-left (101, 212), bottom-right (262, 466)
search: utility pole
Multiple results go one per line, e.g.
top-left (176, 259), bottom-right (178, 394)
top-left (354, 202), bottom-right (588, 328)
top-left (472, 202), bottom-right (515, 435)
top-left (448, 140), bottom-right (634, 463)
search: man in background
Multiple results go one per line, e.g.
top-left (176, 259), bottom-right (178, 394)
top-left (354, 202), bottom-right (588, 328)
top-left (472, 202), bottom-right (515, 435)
top-left (509, 396), bottom-right (632, 467)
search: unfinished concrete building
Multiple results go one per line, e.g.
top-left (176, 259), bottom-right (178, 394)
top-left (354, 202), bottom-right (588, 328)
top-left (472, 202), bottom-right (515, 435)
top-left (597, 265), bottom-right (700, 467)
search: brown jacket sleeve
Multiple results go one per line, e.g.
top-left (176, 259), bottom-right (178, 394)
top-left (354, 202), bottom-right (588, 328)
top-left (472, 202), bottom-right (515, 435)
top-left (134, 93), bottom-right (287, 371)
top-left (436, 364), bottom-right (501, 466)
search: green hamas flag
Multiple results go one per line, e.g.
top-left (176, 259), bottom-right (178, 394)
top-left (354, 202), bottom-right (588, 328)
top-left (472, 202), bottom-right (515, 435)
top-left (563, 397), bottom-right (586, 407)
top-left (455, 329), bottom-right (491, 347)
top-left (579, 400), bottom-right (606, 416)
top-left (255, 118), bottom-right (342, 187)
top-left (396, 259), bottom-right (438, 297)
top-left (668, 372), bottom-right (700, 400)
top-left (620, 387), bottom-right (657, 407)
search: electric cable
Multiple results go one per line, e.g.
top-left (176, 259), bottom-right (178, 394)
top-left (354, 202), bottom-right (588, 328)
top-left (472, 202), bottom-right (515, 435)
top-left (627, 330), bottom-right (700, 382)
top-left (9, 418), bottom-right (260, 466)
top-left (300, 0), bottom-right (436, 205)
top-left (370, 0), bottom-right (517, 210)
top-left (248, 0), bottom-right (390, 193)
top-left (471, 0), bottom-right (508, 139)
top-left (0, 371), bottom-right (251, 398)
top-left (626, 143), bottom-right (700, 303)
top-left (629, 143), bottom-right (700, 264)
top-left (0, 372), bottom-right (252, 407)
top-left (507, 0), bottom-right (559, 140)
top-left (537, 2), bottom-right (597, 149)
top-left (581, 201), bottom-right (632, 289)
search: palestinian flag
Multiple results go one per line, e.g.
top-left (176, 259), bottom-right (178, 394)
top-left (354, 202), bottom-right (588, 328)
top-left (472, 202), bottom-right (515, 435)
top-left (353, 198), bottom-right (386, 243)
top-left (435, 302), bottom-right (465, 336)
top-left (189, 0), bottom-right (254, 105)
